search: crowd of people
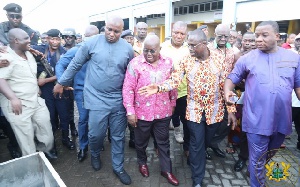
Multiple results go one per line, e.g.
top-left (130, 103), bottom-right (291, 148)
top-left (0, 3), bottom-right (300, 187)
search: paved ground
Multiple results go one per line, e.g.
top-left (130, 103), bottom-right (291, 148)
top-left (1, 110), bottom-right (300, 187)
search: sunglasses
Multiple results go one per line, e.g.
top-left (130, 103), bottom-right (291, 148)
top-left (64, 35), bottom-right (74, 39)
top-left (143, 49), bottom-right (156, 54)
top-left (8, 14), bottom-right (22, 19)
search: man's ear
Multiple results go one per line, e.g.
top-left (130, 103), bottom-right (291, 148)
top-left (275, 33), bottom-right (280, 41)
top-left (14, 38), bottom-right (19, 44)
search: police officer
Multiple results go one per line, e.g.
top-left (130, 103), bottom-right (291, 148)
top-left (62, 28), bottom-right (77, 50)
top-left (31, 29), bottom-right (75, 154)
top-left (61, 28), bottom-right (78, 137)
top-left (0, 3), bottom-right (38, 46)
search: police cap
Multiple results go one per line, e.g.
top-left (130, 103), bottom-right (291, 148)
top-left (75, 33), bottom-right (82, 38)
top-left (46, 29), bottom-right (62, 38)
top-left (3, 3), bottom-right (22, 13)
top-left (121, 30), bottom-right (134, 38)
top-left (198, 25), bottom-right (207, 30)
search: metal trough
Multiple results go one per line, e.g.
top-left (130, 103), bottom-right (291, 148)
top-left (0, 152), bottom-right (66, 187)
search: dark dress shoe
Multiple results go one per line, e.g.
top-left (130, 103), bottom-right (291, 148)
top-left (91, 156), bottom-right (101, 171)
top-left (234, 158), bottom-right (246, 172)
top-left (161, 171), bottom-right (179, 186)
top-left (0, 132), bottom-right (7, 139)
top-left (44, 151), bottom-right (58, 160)
top-left (7, 146), bottom-right (22, 159)
top-left (62, 139), bottom-right (75, 150)
top-left (71, 129), bottom-right (78, 137)
top-left (139, 164), bottom-right (149, 177)
top-left (78, 148), bottom-right (88, 162)
top-left (210, 147), bottom-right (226, 158)
top-left (113, 169), bottom-right (132, 185)
top-left (206, 151), bottom-right (212, 160)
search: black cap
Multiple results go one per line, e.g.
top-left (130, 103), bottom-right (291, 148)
top-left (121, 30), bottom-right (134, 38)
top-left (3, 3), bottom-right (22, 13)
top-left (46, 29), bottom-right (62, 38)
top-left (76, 33), bottom-right (82, 38)
top-left (198, 25), bottom-right (207, 30)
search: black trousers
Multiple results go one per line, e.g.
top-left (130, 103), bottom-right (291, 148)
top-left (135, 117), bottom-right (172, 172)
top-left (171, 96), bottom-right (190, 151)
top-left (292, 107), bottom-right (300, 143)
top-left (0, 115), bottom-right (19, 149)
top-left (210, 109), bottom-right (230, 148)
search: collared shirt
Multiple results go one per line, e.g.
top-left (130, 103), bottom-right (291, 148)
top-left (0, 47), bottom-right (39, 108)
top-left (133, 37), bottom-right (143, 55)
top-left (159, 52), bottom-right (235, 125)
top-left (58, 34), bottom-right (134, 110)
top-left (160, 40), bottom-right (190, 98)
top-left (123, 54), bottom-right (177, 121)
top-left (228, 47), bottom-right (300, 136)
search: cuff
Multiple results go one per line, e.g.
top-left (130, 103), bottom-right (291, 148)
top-left (226, 105), bottom-right (236, 113)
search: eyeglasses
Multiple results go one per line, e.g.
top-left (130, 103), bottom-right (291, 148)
top-left (216, 35), bottom-right (229, 39)
top-left (143, 49), bottom-right (156, 54)
top-left (106, 27), bottom-right (121, 34)
top-left (8, 14), bottom-right (22, 19)
top-left (64, 35), bottom-right (74, 39)
top-left (187, 43), bottom-right (203, 49)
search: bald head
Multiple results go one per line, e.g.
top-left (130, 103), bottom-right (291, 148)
top-left (84, 25), bottom-right (99, 37)
top-left (173, 21), bottom-right (187, 30)
top-left (8, 28), bottom-right (30, 51)
top-left (144, 35), bottom-right (160, 47)
top-left (136, 22), bottom-right (148, 29)
top-left (215, 24), bottom-right (230, 35)
top-left (106, 15), bottom-right (124, 28)
top-left (188, 29), bottom-right (207, 43)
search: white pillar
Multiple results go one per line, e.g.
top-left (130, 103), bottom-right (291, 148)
top-left (165, 0), bottom-right (173, 38)
top-left (129, 5), bottom-right (135, 31)
top-left (222, 0), bottom-right (238, 28)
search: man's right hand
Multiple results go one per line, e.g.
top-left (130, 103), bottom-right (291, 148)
top-left (138, 84), bottom-right (158, 97)
top-left (224, 90), bottom-right (237, 105)
top-left (10, 98), bottom-right (22, 115)
top-left (53, 83), bottom-right (64, 98)
top-left (127, 114), bottom-right (137, 127)
top-left (0, 59), bottom-right (9, 68)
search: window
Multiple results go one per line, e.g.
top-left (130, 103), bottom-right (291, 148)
top-left (217, 1), bottom-right (223, 9)
top-left (194, 4), bottom-right (199, 13)
top-left (179, 7), bottom-right (183, 14)
top-left (189, 5), bottom-right (194, 14)
top-left (161, 13), bottom-right (165, 17)
top-left (174, 7), bottom-right (179, 15)
top-left (183, 6), bottom-right (188, 14)
top-left (153, 14), bottom-right (158, 18)
top-left (211, 2), bottom-right (218, 10)
top-left (200, 4), bottom-right (204, 11)
top-left (147, 15), bottom-right (153, 19)
top-left (204, 3), bottom-right (210, 11)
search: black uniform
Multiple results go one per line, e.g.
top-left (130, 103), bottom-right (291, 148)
top-left (0, 21), bottom-right (38, 46)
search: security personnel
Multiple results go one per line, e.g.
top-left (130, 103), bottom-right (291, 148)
top-left (31, 29), bottom-right (75, 154)
top-left (0, 3), bottom-right (38, 46)
top-left (61, 28), bottom-right (78, 137)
